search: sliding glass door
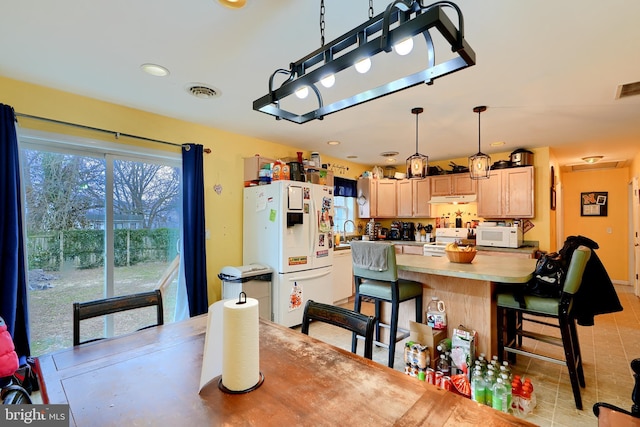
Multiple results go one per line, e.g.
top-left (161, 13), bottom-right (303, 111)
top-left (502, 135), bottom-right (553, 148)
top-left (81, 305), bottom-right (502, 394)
top-left (20, 132), bottom-right (182, 355)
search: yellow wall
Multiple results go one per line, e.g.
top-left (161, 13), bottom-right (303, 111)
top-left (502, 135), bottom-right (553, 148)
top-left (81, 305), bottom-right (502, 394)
top-left (561, 167), bottom-right (629, 282)
top-left (1, 76), bottom-right (367, 303)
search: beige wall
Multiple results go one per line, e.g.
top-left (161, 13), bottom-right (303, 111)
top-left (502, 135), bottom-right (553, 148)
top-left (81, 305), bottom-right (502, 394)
top-left (1, 76), bottom-right (367, 303)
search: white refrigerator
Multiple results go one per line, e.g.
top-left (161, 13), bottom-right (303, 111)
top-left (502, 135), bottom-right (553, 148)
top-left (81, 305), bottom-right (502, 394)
top-left (243, 181), bottom-right (335, 327)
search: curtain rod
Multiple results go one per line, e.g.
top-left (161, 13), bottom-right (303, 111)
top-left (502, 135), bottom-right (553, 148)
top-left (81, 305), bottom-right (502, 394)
top-left (15, 112), bottom-right (211, 153)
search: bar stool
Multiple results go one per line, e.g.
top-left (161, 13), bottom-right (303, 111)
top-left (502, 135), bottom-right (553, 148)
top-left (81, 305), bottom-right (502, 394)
top-left (496, 245), bottom-right (591, 410)
top-left (350, 241), bottom-right (423, 368)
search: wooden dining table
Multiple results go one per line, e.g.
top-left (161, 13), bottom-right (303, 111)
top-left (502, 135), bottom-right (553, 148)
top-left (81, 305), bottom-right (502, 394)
top-left (35, 315), bottom-right (536, 426)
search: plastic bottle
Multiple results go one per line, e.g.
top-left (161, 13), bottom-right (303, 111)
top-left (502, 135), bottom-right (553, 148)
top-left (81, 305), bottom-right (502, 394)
top-left (500, 373), bottom-right (512, 411)
top-left (436, 353), bottom-right (451, 376)
top-left (501, 361), bottom-right (512, 381)
top-left (519, 383), bottom-right (533, 415)
top-left (484, 366), bottom-right (496, 407)
top-left (471, 366), bottom-right (486, 405)
top-left (426, 297), bottom-right (447, 330)
top-left (511, 377), bottom-right (522, 415)
top-left (436, 338), bottom-right (452, 354)
top-left (524, 378), bottom-right (536, 408)
top-left (492, 377), bottom-right (509, 413)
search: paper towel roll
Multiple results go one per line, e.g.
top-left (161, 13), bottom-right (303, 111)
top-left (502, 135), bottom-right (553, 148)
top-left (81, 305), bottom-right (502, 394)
top-left (221, 297), bottom-right (260, 392)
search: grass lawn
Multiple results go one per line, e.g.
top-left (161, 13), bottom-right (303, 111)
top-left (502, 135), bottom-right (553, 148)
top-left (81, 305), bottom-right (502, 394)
top-left (27, 262), bottom-right (178, 356)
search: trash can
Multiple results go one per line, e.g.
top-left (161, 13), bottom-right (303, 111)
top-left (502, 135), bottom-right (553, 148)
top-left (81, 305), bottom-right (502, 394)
top-left (219, 265), bottom-right (272, 321)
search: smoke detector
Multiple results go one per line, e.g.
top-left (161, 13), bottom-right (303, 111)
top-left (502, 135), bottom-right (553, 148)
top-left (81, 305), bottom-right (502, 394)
top-left (185, 83), bottom-right (221, 99)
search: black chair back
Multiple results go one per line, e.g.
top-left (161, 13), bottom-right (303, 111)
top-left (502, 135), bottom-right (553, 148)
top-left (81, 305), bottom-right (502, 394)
top-left (73, 289), bottom-right (163, 346)
top-left (301, 300), bottom-right (376, 360)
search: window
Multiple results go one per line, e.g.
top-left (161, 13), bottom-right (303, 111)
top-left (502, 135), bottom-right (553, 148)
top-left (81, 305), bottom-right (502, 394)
top-left (333, 196), bottom-right (356, 237)
top-left (19, 129), bottom-right (182, 355)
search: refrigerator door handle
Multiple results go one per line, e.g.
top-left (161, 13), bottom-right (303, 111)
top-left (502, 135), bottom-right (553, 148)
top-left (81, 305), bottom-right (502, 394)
top-left (284, 269), bottom-right (331, 282)
top-left (309, 195), bottom-right (317, 257)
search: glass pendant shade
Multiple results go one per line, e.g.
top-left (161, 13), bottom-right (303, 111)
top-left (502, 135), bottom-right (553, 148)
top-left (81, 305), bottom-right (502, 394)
top-left (406, 107), bottom-right (428, 179)
top-left (468, 105), bottom-right (491, 180)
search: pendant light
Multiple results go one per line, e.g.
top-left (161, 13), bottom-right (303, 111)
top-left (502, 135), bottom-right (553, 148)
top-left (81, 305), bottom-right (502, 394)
top-left (406, 107), bottom-right (428, 179)
top-left (468, 105), bottom-right (491, 180)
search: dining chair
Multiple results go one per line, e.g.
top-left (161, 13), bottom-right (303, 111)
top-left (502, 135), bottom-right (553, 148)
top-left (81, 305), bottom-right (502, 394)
top-left (350, 241), bottom-right (423, 368)
top-left (496, 245), bottom-right (591, 410)
top-left (301, 300), bottom-right (376, 360)
top-left (73, 289), bottom-right (164, 346)
top-left (593, 357), bottom-right (640, 419)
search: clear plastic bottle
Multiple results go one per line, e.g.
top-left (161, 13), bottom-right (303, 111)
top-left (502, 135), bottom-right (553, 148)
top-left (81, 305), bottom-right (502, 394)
top-left (484, 366), bottom-right (496, 407)
top-left (471, 366), bottom-right (486, 405)
top-left (436, 353), bottom-right (451, 376)
top-left (500, 373), bottom-right (512, 411)
top-left (501, 361), bottom-right (512, 381)
top-left (426, 297), bottom-right (447, 330)
top-left (492, 377), bottom-right (509, 413)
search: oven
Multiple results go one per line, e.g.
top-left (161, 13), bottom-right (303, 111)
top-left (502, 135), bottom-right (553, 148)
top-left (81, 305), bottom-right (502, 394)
top-left (422, 228), bottom-right (469, 257)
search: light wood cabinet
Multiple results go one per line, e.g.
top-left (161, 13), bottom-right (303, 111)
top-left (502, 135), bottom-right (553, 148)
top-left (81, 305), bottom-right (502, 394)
top-left (477, 166), bottom-right (534, 218)
top-left (397, 179), bottom-right (413, 217)
top-left (430, 174), bottom-right (476, 196)
top-left (356, 178), bottom-right (377, 218)
top-left (332, 249), bottom-right (353, 303)
top-left (412, 178), bottom-right (432, 218)
top-left (376, 179), bottom-right (397, 217)
top-left (394, 244), bottom-right (426, 255)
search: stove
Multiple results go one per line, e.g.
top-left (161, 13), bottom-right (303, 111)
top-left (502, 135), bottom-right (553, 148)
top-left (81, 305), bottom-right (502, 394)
top-left (423, 228), bottom-right (469, 257)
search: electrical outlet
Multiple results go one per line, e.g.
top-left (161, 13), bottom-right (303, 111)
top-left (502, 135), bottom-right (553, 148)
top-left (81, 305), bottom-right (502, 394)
top-left (606, 227), bottom-right (612, 234)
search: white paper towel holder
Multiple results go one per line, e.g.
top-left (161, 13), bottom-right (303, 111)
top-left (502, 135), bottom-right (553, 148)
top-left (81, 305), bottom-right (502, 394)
top-left (217, 292), bottom-right (265, 394)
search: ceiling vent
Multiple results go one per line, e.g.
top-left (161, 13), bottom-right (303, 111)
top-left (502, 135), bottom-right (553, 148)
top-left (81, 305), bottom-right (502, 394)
top-left (565, 160), bottom-right (627, 172)
top-left (615, 81), bottom-right (640, 99)
top-left (185, 84), bottom-right (220, 99)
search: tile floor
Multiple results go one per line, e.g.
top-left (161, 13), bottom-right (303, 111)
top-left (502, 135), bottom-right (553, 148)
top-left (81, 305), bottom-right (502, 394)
top-left (299, 284), bottom-right (639, 427)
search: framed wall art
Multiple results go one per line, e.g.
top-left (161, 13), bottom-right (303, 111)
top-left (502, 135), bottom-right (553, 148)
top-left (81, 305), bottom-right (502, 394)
top-left (581, 191), bottom-right (608, 217)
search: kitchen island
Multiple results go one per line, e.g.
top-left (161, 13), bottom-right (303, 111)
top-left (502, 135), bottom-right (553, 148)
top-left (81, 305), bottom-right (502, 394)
top-left (394, 253), bottom-right (536, 357)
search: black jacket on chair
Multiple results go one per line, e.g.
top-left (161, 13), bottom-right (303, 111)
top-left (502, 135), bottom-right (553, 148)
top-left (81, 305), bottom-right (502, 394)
top-left (560, 235), bottom-right (623, 326)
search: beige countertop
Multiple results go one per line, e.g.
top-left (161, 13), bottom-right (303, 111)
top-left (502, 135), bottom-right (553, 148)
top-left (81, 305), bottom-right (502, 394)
top-left (396, 253), bottom-right (536, 283)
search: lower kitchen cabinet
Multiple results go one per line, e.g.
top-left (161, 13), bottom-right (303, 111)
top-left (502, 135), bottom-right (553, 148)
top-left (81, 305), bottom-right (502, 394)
top-left (332, 249), bottom-right (353, 303)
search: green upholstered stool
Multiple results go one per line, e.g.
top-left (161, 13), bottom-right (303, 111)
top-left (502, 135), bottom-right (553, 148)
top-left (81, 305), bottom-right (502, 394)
top-left (496, 245), bottom-right (591, 410)
top-left (350, 241), bottom-right (423, 368)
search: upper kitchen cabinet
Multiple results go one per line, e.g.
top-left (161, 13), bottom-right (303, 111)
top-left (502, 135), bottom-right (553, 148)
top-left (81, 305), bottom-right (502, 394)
top-left (376, 179), bottom-right (398, 217)
top-left (357, 178), bottom-right (377, 218)
top-left (412, 178), bottom-right (431, 218)
top-left (477, 166), bottom-right (534, 219)
top-left (396, 179), bottom-right (413, 217)
top-left (430, 174), bottom-right (476, 196)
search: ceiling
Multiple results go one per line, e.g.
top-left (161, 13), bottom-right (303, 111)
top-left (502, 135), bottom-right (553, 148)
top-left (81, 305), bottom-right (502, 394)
top-left (1, 0), bottom-right (639, 170)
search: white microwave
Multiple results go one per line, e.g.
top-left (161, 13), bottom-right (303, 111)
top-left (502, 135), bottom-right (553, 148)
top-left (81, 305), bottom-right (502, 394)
top-left (475, 226), bottom-right (523, 248)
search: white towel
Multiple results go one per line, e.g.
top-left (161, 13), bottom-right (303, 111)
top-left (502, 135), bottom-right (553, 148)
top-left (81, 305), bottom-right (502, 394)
top-left (351, 241), bottom-right (389, 271)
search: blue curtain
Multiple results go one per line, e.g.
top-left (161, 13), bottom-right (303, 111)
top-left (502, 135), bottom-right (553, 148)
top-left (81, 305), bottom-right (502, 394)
top-left (181, 144), bottom-right (208, 316)
top-left (334, 176), bottom-right (357, 197)
top-left (0, 104), bottom-right (30, 358)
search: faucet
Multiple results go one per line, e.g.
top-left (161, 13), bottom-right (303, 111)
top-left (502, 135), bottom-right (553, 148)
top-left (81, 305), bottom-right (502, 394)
top-left (343, 220), bottom-right (356, 244)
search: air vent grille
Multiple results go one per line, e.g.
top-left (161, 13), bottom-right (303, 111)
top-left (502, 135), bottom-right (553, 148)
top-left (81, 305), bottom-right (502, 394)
top-left (185, 83), bottom-right (220, 99)
top-left (616, 81), bottom-right (640, 99)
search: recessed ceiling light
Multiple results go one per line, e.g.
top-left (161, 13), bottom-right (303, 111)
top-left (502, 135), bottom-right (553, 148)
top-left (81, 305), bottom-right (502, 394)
top-left (219, 0), bottom-right (246, 9)
top-left (490, 141), bottom-right (505, 147)
top-left (140, 63), bottom-right (170, 77)
top-left (327, 140), bottom-right (340, 146)
top-left (385, 158), bottom-right (397, 163)
top-left (582, 156), bottom-right (603, 164)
